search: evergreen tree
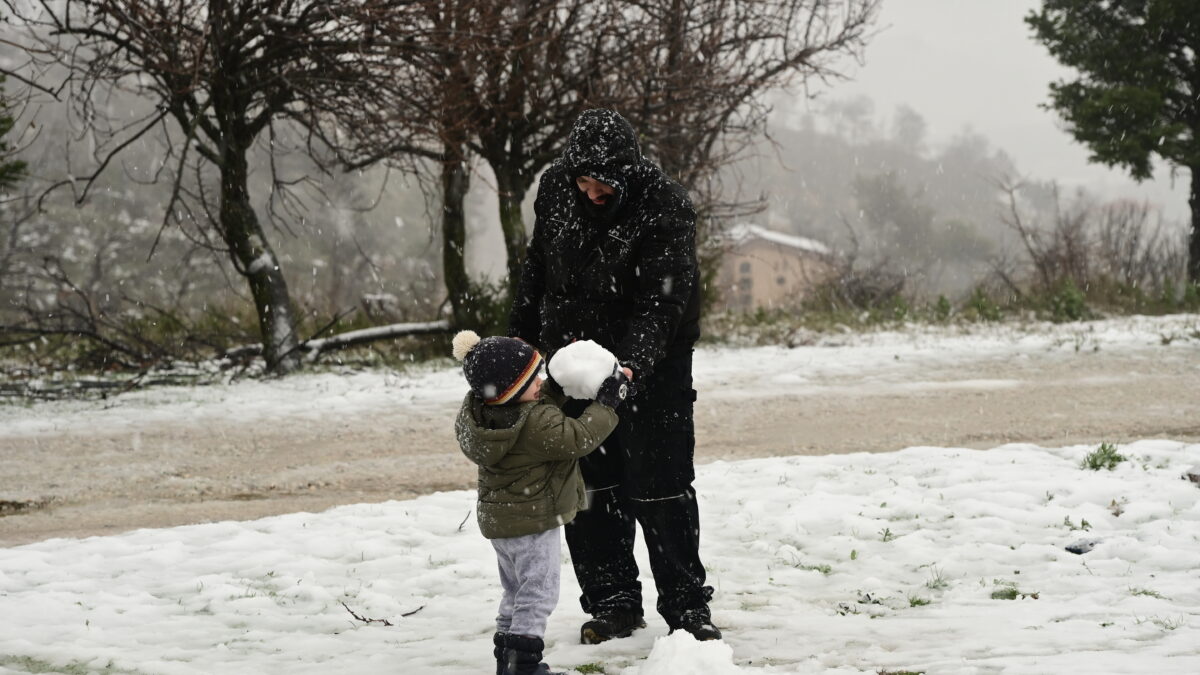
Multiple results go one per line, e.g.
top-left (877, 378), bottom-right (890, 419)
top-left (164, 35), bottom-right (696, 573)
top-left (1027, 1), bottom-right (1200, 281)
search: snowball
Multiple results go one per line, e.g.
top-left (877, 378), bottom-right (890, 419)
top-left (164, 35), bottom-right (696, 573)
top-left (622, 632), bottom-right (743, 675)
top-left (548, 340), bottom-right (617, 399)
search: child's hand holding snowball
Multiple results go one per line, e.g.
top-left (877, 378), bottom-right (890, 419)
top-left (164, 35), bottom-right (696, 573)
top-left (547, 340), bottom-right (630, 409)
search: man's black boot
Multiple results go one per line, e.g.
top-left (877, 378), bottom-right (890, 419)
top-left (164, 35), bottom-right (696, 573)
top-left (580, 609), bottom-right (646, 644)
top-left (668, 607), bottom-right (722, 641)
top-left (500, 634), bottom-right (562, 675)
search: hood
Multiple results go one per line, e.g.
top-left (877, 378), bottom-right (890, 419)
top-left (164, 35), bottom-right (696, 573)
top-left (455, 393), bottom-right (531, 467)
top-left (562, 109), bottom-right (646, 222)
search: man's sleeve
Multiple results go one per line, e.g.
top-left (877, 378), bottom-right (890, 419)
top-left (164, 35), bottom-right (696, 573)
top-left (613, 195), bottom-right (697, 380)
top-left (507, 214), bottom-right (546, 346)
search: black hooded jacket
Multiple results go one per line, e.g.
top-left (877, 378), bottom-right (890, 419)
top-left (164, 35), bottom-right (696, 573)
top-left (508, 109), bottom-right (701, 380)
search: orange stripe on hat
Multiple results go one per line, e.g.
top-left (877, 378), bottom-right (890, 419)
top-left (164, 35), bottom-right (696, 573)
top-left (486, 350), bottom-right (543, 405)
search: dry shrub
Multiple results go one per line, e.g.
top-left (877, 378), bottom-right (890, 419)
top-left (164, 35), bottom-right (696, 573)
top-left (996, 180), bottom-right (1189, 314)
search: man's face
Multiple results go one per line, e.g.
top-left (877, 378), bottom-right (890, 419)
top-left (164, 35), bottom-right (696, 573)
top-left (575, 176), bottom-right (616, 205)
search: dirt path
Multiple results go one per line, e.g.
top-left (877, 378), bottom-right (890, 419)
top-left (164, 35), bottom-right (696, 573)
top-left (2, 347), bottom-right (1197, 547)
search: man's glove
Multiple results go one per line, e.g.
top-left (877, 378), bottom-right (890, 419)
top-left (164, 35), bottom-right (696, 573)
top-left (595, 365), bottom-right (631, 409)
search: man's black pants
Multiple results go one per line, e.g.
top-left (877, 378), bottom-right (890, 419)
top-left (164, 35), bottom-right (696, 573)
top-left (563, 350), bottom-right (712, 627)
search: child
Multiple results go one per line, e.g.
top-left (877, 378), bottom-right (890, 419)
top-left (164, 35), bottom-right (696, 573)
top-left (452, 331), bottom-right (628, 675)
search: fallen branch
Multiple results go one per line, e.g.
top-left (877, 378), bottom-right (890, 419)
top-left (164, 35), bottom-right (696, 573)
top-left (222, 319), bottom-right (452, 362)
top-left (341, 601), bottom-right (393, 627)
top-left (301, 319), bottom-right (452, 360)
top-left (340, 600), bottom-right (425, 627)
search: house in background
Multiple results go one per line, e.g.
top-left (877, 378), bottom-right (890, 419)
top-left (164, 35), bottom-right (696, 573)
top-left (717, 223), bottom-right (836, 312)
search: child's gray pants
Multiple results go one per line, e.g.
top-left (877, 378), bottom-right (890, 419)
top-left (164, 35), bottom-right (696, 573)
top-left (491, 527), bottom-right (561, 637)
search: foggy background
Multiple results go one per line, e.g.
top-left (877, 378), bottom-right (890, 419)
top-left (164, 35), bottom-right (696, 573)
top-left (2, 1), bottom-right (1190, 327)
top-left (830, 0), bottom-right (1187, 216)
top-left (465, 0), bottom-right (1188, 292)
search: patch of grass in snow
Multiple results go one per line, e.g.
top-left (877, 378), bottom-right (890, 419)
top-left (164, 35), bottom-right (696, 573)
top-left (783, 552), bottom-right (832, 575)
top-left (990, 579), bottom-right (1038, 600)
top-left (574, 664), bottom-right (606, 674)
top-left (879, 527), bottom-right (896, 542)
top-left (0, 655), bottom-right (149, 674)
top-left (990, 587), bottom-right (1020, 600)
top-left (907, 595), bottom-right (931, 607)
top-left (877, 670), bottom-right (926, 675)
top-left (1063, 515), bottom-right (1092, 531)
top-left (1082, 442), bottom-right (1126, 471)
top-left (1136, 615), bottom-right (1186, 630)
top-left (1129, 587), bottom-right (1166, 600)
top-left (922, 564), bottom-right (949, 590)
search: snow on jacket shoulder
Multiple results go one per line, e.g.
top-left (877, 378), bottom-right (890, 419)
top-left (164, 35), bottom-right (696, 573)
top-left (454, 388), bottom-right (618, 539)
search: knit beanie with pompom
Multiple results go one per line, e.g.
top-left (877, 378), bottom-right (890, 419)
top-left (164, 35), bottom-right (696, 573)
top-left (452, 330), bottom-right (542, 405)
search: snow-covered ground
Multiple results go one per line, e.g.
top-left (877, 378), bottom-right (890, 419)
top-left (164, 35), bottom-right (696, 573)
top-left (2, 314), bottom-right (1198, 673)
top-left (3, 313), bottom-right (1197, 437)
top-left (2, 440), bottom-right (1199, 674)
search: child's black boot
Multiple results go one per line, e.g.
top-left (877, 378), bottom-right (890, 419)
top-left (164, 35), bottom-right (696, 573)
top-left (500, 634), bottom-right (562, 675)
top-left (493, 632), bottom-right (507, 675)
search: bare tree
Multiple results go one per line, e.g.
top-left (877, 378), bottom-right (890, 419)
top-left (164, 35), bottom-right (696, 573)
top-left (618, 0), bottom-right (881, 199)
top-left (996, 178), bottom-right (1187, 300)
top-left (3, 0), bottom-right (429, 373)
top-left (0, 73), bottom-right (32, 290)
top-left (455, 0), bottom-right (625, 293)
top-left (0, 74), bottom-right (25, 194)
top-left (407, 0), bottom-right (882, 316)
top-left (999, 179), bottom-right (1093, 291)
top-left (355, 0), bottom-right (625, 327)
top-left (1095, 200), bottom-right (1184, 293)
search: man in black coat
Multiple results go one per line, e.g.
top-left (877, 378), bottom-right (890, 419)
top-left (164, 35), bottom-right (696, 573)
top-left (508, 108), bottom-right (718, 643)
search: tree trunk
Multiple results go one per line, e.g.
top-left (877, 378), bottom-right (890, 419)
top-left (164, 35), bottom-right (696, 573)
top-left (441, 143), bottom-right (472, 328)
top-left (494, 1), bottom-right (532, 297)
top-left (659, 0), bottom-right (687, 183)
top-left (219, 145), bottom-right (301, 374)
top-left (494, 166), bottom-right (529, 297)
top-left (1190, 167), bottom-right (1200, 283)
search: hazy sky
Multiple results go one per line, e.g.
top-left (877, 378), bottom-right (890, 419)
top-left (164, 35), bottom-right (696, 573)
top-left (819, 0), bottom-right (1189, 219)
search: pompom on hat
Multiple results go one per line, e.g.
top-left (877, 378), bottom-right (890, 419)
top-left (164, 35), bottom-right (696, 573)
top-left (452, 330), bottom-right (542, 405)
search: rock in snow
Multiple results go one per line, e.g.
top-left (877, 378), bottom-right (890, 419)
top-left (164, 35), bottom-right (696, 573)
top-left (1065, 538), bottom-right (1102, 555)
top-left (1183, 465), bottom-right (1200, 485)
top-left (547, 340), bottom-right (617, 399)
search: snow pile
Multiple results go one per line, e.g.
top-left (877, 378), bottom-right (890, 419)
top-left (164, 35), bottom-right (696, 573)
top-left (548, 339), bottom-right (617, 399)
top-left (624, 632), bottom-right (744, 675)
top-left (2, 440), bottom-right (1199, 673)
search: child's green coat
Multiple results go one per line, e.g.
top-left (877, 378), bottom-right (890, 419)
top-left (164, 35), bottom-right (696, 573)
top-left (455, 387), bottom-right (618, 539)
